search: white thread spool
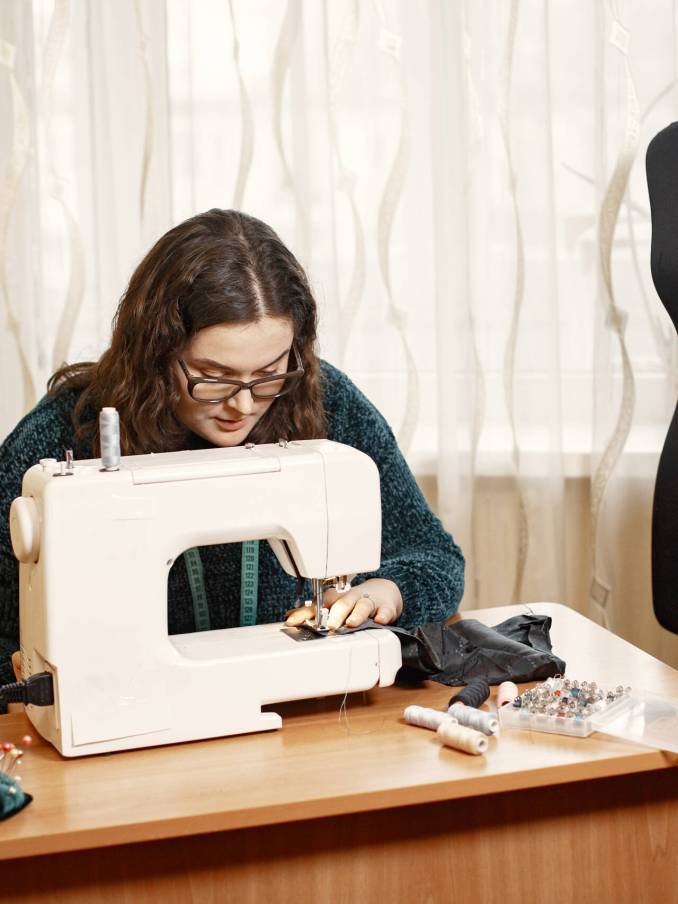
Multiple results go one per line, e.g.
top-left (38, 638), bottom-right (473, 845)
top-left (99, 407), bottom-right (121, 471)
top-left (404, 705), bottom-right (457, 731)
top-left (437, 721), bottom-right (488, 755)
top-left (448, 702), bottom-right (498, 736)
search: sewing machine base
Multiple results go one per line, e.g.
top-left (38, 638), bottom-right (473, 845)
top-left (25, 623), bottom-right (402, 757)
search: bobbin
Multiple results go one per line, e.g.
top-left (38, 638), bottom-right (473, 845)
top-left (511, 678), bottom-right (631, 721)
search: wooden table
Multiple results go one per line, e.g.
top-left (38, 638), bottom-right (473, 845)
top-left (2, 602), bottom-right (677, 904)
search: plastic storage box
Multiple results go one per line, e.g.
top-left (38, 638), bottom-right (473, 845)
top-left (499, 687), bottom-right (678, 753)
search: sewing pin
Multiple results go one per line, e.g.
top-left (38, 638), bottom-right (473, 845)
top-left (0, 741), bottom-right (14, 770)
top-left (4, 748), bottom-right (22, 777)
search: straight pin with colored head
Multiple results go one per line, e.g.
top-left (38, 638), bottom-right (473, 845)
top-left (4, 747), bottom-right (22, 777)
top-left (0, 741), bottom-right (14, 770)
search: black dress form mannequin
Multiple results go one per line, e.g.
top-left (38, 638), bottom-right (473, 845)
top-left (647, 122), bottom-right (678, 634)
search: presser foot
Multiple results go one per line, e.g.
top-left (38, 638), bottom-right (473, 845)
top-left (281, 606), bottom-right (332, 642)
top-left (300, 607), bottom-right (331, 636)
top-left (314, 607), bottom-right (330, 630)
top-left (301, 605), bottom-right (329, 631)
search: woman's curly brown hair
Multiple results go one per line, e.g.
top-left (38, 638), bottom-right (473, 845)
top-left (48, 209), bottom-right (326, 455)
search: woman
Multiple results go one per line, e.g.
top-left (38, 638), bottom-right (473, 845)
top-left (0, 209), bottom-right (464, 686)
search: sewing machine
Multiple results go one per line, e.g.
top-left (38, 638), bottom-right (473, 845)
top-left (9, 439), bottom-right (402, 757)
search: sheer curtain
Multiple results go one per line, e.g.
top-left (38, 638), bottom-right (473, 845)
top-left (1, 0), bottom-right (678, 666)
top-left (436, 0), bottom-right (678, 671)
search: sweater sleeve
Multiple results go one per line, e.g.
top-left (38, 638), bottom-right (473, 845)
top-left (359, 442), bottom-right (465, 628)
top-left (0, 392), bottom-right (77, 689)
top-left (322, 363), bottom-right (465, 629)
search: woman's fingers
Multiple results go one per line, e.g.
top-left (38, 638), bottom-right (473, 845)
top-left (321, 587), bottom-right (341, 606)
top-left (343, 596), bottom-right (376, 628)
top-left (327, 593), bottom-right (375, 630)
top-left (284, 590), bottom-right (379, 631)
top-left (284, 605), bottom-right (316, 626)
top-left (374, 602), bottom-right (398, 624)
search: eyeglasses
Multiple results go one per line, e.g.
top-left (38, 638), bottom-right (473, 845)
top-left (178, 344), bottom-right (305, 403)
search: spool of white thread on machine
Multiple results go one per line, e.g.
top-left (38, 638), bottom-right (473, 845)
top-left (448, 702), bottom-right (498, 736)
top-left (99, 407), bottom-right (121, 471)
top-left (404, 705), bottom-right (457, 731)
top-left (437, 720), bottom-right (488, 755)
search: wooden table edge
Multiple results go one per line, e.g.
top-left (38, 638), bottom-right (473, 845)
top-left (2, 745), bottom-right (675, 861)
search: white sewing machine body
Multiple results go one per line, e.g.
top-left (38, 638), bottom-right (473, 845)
top-left (10, 440), bottom-right (402, 757)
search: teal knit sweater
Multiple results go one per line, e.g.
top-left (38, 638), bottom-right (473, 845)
top-left (0, 361), bottom-right (464, 685)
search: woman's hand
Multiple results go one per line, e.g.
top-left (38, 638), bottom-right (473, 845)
top-left (11, 651), bottom-right (21, 680)
top-left (285, 578), bottom-right (403, 630)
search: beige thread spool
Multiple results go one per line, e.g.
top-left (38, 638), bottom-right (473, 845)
top-left (437, 720), bottom-right (488, 755)
top-left (497, 681), bottom-right (519, 708)
top-left (404, 705), bottom-right (457, 731)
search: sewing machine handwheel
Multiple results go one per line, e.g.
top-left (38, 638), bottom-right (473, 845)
top-left (10, 497), bottom-right (41, 564)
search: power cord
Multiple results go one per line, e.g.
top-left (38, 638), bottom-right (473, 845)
top-left (0, 672), bottom-right (54, 708)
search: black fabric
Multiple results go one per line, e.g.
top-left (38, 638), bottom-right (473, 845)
top-left (290, 613), bottom-right (565, 687)
top-left (389, 614), bottom-right (566, 687)
top-left (647, 123), bottom-right (678, 634)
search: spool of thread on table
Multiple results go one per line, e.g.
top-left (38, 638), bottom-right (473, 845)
top-left (437, 721), bottom-right (488, 755)
top-left (448, 702), bottom-right (498, 736)
top-left (404, 705), bottom-right (457, 731)
top-left (496, 681), bottom-right (519, 708)
top-left (448, 678), bottom-right (490, 709)
top-left (99, 407), bottom-right (121, 471)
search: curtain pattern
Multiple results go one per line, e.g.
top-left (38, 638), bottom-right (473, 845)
top-left (1, 0), bottom-right (678, 666)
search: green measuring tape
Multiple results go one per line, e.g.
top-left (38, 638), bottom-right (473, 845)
top-left (184, 541), bottom-right (260, 630)
top-left (184, 548), bottom-right (211, 632)
top-left (239, 540), bottom-right (259, 626)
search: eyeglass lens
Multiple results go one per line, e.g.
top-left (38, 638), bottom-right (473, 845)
top-left (191, 373), bottom-right (298, 402)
